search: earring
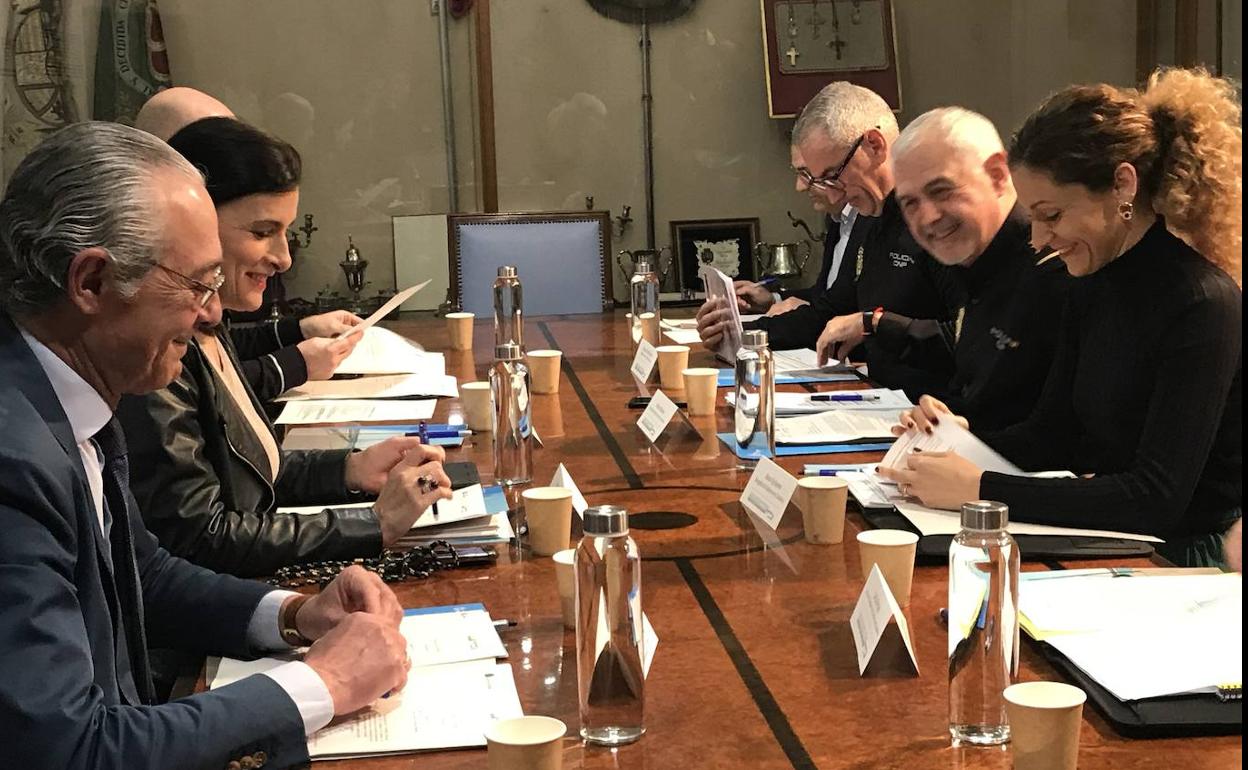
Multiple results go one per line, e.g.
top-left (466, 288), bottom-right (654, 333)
top-left (1118, 200), bottom-right (1134, 221)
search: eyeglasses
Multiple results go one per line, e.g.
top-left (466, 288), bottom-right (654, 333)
top-left (793, 134), bottom-right (865, 191)
top-left (155, 263), bottom-right (225, 308)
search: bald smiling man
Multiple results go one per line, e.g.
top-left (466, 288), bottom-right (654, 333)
top-left (134, 86), bottom-right (234, 141)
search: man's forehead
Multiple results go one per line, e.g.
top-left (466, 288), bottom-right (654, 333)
top-left (896, 144), bottom-right (976, 189)
top-left (795, 132), bottom-right (850, 169)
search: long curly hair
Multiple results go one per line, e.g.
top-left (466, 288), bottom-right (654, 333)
top-left (1009, 68), bottom-right (1242, 285)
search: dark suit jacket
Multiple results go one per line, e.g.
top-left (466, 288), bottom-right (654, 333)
top-left (779, 214), bottom-right (839, 304)
top-left (0, 314), bottom-right (309, 769)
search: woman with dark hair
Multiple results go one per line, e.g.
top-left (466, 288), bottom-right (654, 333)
top-left (881, 68), bottom-right (1242, 566)
top-left (119, 117), bottom-right (453, 577)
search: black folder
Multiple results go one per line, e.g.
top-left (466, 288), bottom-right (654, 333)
top-left (858, 506), bottom-right (1156, 562)
top-left (1030, 637), bottom-right (1242, 738)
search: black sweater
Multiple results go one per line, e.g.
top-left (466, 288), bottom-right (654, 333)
top-left (870, 205), bottom-right (1069, 430)
top-left (979, 220), bottom-right (1242, 541)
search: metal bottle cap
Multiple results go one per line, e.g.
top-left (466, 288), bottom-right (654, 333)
top-left (634, 260), bottom-right (653, 275)
top-left (494, 342), bottom-right (523, 361)
top-left (742, 329), bottom-right (769, 349)
top-left (584, 505), bottom-right (629, 536)
top-left (497, 265), bottom-right (518, 278)
top-left (961, 500), bottom-right (1009, 530)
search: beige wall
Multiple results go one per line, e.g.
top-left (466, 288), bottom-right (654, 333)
top-left (158, 0), bottom-right (481, 302)
top-left (7, 1), bottom-right (1234, 305)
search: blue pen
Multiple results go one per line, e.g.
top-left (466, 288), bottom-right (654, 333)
top-left (406, 429), bottom-right (473, 440)
top-left (758, 276), bottom-right (781, 288)
top-left (814, 469), bottom-right (842, 477)
top-left (810, 393), bottom-right (879, 402)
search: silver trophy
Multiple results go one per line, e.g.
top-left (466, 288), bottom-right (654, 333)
top-left (754, 241), bottom-right (812, 279)
top-left (339, 234), bottom-right (369, 314)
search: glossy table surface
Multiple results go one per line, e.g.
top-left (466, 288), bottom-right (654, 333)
top-left (304, 312), bottom-right (1240, 769)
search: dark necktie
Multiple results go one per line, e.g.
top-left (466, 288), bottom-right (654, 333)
top-left (93, 418), bottom-right (154, 706)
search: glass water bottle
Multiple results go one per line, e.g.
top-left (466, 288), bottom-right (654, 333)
top-left (575, 505), bottom-right (646, 746)
top-left (733, 329), bottom-right (775, 467)
top-left (629, 260), bottom-right (661, 349)
top-left (489, 342), bottom-right (532, 486)
top-left (948, 500), bottom-right (1020, 746)
top-left (493, 265), bottom-right (524, 349)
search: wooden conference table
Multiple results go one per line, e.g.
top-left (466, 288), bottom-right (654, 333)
top-left (303, 312), bottom-right (1239, 770)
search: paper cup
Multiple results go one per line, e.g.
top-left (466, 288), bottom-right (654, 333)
top-left (522, 487), bottom-right (573, 557)
top-left (635, 311), bottom-right (660, 348)
top-left (656, 345), bottom-right (690, 391)
top-left (460, 381), bottom-right (493, 432)
top-left (527, 349), bottom-right (563, 395)
top-left (445, 312), bottom-right (474, 350)
top-left (857, 529), bottom-right (919, 606)
top-left (1004, 682), bottom-right (1086, 770)
top-left (486, 715), bottom-right (566, 770)
top-left (798, 476), bottom-right (848, 545)
top-left (682, 367), bottom-right (719, 416)
top-left (552, 549), bottom-right (577, 630)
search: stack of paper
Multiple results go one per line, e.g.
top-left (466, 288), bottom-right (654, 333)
top-left (277, 371), bottom-right (458, 401)
top-left (277, 484), bottom-right (514, 546)
top-left (275, 398), bottom-right (437, 425)
top-left (209, 603), bottom-right (523, 759)
top-left (729, 388), bottom-right (912, 416)
top-left (336, 326), bottom-right (446, 377)
top-left (773, 410), bottom-right (900, 445)
top-left (1019, 571), bottom-right (1241, 701)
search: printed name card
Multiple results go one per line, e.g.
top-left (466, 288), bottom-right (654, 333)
top-left (637, 390), bottom-right (680, 443)
top-left (631, 339), bottom-right (658, 383)
top-left (850, 564), bottom-right (920, 676)
top-left (550, 463), bottom-right (589, 518)
top-left (739, 457), bottom-right (799, 530)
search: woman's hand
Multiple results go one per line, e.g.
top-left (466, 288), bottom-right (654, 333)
top-left (876, 450), bottom-right (984, 511)
top-left (892, 394), bottom-right (969, 436)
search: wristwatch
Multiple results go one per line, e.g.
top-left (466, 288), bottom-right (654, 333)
top-left (862, 306), bottom-right (883, 336)
top-left (279, 594), bottom-right (315, 647)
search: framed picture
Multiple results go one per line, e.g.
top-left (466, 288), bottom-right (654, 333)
top-left (670, 217), bottom-right (760, 293)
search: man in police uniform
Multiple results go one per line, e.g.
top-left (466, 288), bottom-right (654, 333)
top-left (861, 106), bottom-right (1068, 430)
top-left (696, 81), bottom-right (964, 400)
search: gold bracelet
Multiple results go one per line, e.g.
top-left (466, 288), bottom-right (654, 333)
top-left (279, 594), bottom-right (315, 648)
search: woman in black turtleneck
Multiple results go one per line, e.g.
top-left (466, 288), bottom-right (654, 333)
top-left (881, 68), bottom-right (1242, 566)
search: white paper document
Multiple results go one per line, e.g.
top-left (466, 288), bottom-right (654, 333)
top-left (699, 265), bottom-right (743, 362)
top-left (1020, 572), bottom-right (1241, 701)
top-left (881, 419), bottom-right (1021, 475)
top-left (310, 660), bottom-right (522, 760)
top-left (397, 512), bottom-right (514, 546)
top-left (551, 463), bottom-right (589, 518)
top-left (739, 457), bottom-right (798, 529)
top-left (276, 372), bottom-right (458, 401)
top-left (275, 398), bottom-right (437, 425)
top-left (850, 564), bottom-right (919, 675)
top-left (342, 281), bottom-right (430, 338)
top-left (408, 483), bottom-right (488, 529)
top-left (662, 327), bottom-right (704, 346)
top-left (336, 327), bottom-right (446, 377)
top-left (774, 410), bottom-right (900, 445)
top-left (400, 606), bottom-right (509, 667)
top-left (630, 338), bottom-right (659, 383)
top-left (637, 389), bottom-right (680, 443)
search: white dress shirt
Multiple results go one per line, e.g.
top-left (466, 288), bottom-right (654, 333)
top-left (826, 205), bottom-right (859, 289)
top-left (19, 328), bottom-right (333, 735)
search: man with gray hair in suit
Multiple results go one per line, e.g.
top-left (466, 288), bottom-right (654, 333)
top-left (0, 121), bottom-right (419, 769)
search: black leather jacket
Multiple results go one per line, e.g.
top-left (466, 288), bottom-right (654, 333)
top-left (118, 324), bottom-right (382, 577)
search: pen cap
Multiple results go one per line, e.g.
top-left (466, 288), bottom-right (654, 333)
top-left (497, 265), bottom-right (518, 278)
top-left (742, 329), bottom-right (769, 349)
top-left (583, 505), bottom-right (629, 536)
top-left (494, 342), bottom-right (523, 362)
top-left (961, 500), bottom-right (1009, 531)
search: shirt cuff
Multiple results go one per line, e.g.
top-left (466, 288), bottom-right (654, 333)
top-left (771, 292), bottom-right (782, 306)
top-left (248, 589), bottom-right (300, 651)
top-left (262, 661), bottom-right (335, 736)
